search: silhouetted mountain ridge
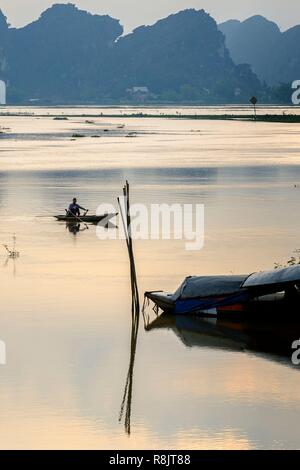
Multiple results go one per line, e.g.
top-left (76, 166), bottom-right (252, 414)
top-left (219, 15), bottom-right (300, 86)
top-left (113, 9), bottom-right (261, 102)
top-left (0, 10), bottom-right (8, 72)
top-left (0, 4), bottom-right (266, 103)
top-left (6, 4), bottom-right (123, 101)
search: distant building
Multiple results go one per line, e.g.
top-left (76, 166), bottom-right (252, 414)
top-left (0, 80), bottom-right (6, 105)
top-left (132, 87), bottom-right (149, 94)
top-left (126, 86), bottom-right (151, 102)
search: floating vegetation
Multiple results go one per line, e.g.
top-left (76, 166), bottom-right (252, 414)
top-left (2, 234), bottom-right (20, 259)
top-left (275, 249), bottom-right (300, 269)
top-left (3, 111), bottom-right (300, 123)
top-left (0, 126), bottom-right (10, 136)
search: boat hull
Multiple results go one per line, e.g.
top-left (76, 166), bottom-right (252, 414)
top-left (145, 290), bottom-right (299, 319)
top-left (145, 291), bottom-right (175, 312)
top-left (145, 290), bottom-right (249, 317)
top-left (145, 267), bottom-right (300, 319)
top-left (55, 213), bottom-right (117, 224)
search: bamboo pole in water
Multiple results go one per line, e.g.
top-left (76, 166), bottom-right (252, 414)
top-left (118, 181), bottom-right (140, 435)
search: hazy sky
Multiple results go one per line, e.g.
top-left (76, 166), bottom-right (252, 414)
top-left (1, 0), bottom-right (300, 31)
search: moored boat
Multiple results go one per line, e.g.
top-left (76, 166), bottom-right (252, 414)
top-left (145, 265), bottom-right (300, 318)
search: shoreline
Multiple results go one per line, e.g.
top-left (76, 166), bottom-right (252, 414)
top-left (1, 112), bottom-right (300, 123)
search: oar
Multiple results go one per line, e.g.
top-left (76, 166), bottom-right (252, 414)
top-left (66, 209), bottom-right (89, 230)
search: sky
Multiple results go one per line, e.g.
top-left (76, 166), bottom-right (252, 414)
top-left (0, 0), bottom-right (300, 32)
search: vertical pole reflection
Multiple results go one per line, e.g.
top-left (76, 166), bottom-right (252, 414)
top-left (118, 182), bottom-right (140, 435)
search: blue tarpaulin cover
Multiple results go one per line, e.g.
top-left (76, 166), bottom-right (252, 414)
top-left (172, 275), bottom-right (248, 300)
top-left (242, 265), bottom-right (300, 288)
top-left (175, 290), bottom-right (250, 315)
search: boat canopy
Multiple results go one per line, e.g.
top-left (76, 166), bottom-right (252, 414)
top-left (172, 275), bottom-right (248, 300)
top-left (242, 264), bottom-right (300, 288)
top-left (145, 264), bottom-right (300, 316)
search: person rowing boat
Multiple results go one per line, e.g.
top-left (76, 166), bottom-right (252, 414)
top-left (67, 198), bottom-right (89, 217)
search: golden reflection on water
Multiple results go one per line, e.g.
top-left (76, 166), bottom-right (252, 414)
top-left (0, 112), bottom-right (300, 171)
top-left (0, 109), bottom-right (300, 449)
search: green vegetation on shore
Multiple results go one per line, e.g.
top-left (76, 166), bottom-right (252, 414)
top-left (1, 112), bottom-right (300, 123)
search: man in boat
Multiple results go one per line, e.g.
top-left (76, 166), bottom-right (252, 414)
top-left (67, 198), bottom-right (88, 217)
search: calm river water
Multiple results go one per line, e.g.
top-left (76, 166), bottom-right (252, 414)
top-left (0, 106), bottom-right (300, 449)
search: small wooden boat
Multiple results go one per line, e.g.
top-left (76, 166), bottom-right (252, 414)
top-left (54, 213), bottom-right (117, 224)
